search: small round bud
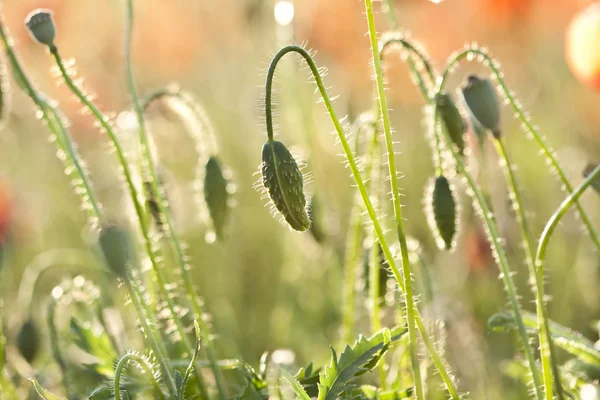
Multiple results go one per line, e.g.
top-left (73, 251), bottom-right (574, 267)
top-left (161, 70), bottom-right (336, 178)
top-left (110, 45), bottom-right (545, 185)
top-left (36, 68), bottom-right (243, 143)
top-left (98, 224), bottom-right (135, 277)
top-left (16, 318), bottom-right (40, 364)
top-left (261, 140), bottom-right (310, 231)
top-left (425, 175), bottom-right (458, 251)
top-left (25, 9), bottom-right (56, 47)
top-left (436, 93), bottom-right (466, 156)
top-left (460, 75), bottom-right (501, 138)
top-left (203, 156), bottom-right (231, 241)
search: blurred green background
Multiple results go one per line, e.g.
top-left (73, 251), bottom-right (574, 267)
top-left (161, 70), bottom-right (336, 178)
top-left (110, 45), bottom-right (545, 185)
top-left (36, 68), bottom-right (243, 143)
top-left (0, 0), bottom-right (599, 397)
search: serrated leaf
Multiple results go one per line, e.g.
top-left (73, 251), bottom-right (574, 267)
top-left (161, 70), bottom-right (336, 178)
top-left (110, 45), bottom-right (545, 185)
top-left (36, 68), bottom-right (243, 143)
top-left (317, 326), bottom-right (407, 400)
top-left (70, 317), bottom-right (118, 377)
top-left (30, 379), bottom-right (66, 400)
top-left (175, 370), bottom-right (184, 396)
top-left (281, 368), bottom-right (311, 400)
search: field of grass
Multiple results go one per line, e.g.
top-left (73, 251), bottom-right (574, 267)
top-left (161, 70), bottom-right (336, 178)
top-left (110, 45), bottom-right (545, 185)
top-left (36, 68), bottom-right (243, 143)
top-left (0, 0), bottom-right (599, 399)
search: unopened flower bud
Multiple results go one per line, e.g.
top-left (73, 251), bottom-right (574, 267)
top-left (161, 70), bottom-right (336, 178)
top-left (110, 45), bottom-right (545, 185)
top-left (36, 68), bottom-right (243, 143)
top-left (25, 9), bottom-right (56, 48)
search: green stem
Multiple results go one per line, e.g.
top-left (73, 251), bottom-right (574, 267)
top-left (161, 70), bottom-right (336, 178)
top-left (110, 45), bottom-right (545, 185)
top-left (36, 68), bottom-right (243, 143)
top-left (46, 297), bottom-right (72, 399)
top-left (114, 353), bottom-right (166, 400)
top-left (265, 44), bottom-right (459, 399)
top-left (122, 275), bottom-right (177, 395)
top-left (362, 1), bottom-right (422, 396)
top-left (0, 22), bottom-right (104, 230)
top-left (48, 45), bottom-right (178, 394)
top-left (434, 55), bottom-right (543, 399)
top-left (381, 0), bottom-right (398, 30)
top-left (447, 47), bottom-right (600, 253)
top-left (493, 138), bottom-right (563, 399)
top-left (124, 1), bottom-right (218, 397)
top-left (341, 117), bottom-right (374, 344)
top-left (535, 161), bottom-right (600, 387)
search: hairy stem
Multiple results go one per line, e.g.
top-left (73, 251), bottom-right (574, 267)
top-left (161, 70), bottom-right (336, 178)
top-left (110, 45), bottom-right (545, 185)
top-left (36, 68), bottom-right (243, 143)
top-left (49, 45), bottom-right (178, 394)
top-left (265, 44), bottom-right (459, 399)
top-left (46, 297), bottom-right (72, 399)
top-left (124, 1), bottom-right (218, 397)
top-left (434, 57), bottom-right (543, 398)
top-left (448, 47), bottom-right (600, 253)
top-left (363, 1), bottom-right (422, 395)
top-left (114, 352), bottom-right (166, 400)
top-left (493, 138), bottom-right (563, 399)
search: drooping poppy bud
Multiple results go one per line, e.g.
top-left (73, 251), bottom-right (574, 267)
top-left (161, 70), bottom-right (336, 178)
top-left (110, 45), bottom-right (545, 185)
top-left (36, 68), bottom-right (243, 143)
top-left (204, 156), bottom-right (231, 241)
top-left (583, 162), bottom-right (600, 195)
top-left (425, 175), bottom-right (458, 251)
top-left (25, 9), bottom-right (56, 48)
top-left (261, 140), bottom-right (310, 231)
top-left (98, 224), bottom-right (135, 277)
top-left (460, 75), bottom-right (501, 138)
top-left (437, 92), bottom-right (466, 156)
top-left (17, 318), bottom-right (40, 364)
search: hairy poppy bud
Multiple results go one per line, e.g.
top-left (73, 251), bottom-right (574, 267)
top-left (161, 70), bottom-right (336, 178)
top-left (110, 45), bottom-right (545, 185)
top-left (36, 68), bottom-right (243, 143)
top-left (261, 140), bottom-right (310, 231)
top-left (25, 9), bottom-right (56, 48)
top-left (204, 156), bottom-right (231, 241)
top-left (437, 93), bottom-right (466, 156)
top-left (460, 75), bottom-right (501, 138)
top-left (425, 175), bottom-right (458, 251)
top-left (98, 224), bottom-right (135, 277)
top-left (17, 318), bottom-right (40, 364)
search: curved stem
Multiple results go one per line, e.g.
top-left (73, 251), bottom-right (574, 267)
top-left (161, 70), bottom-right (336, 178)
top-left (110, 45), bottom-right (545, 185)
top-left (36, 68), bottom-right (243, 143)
top-left (446, 47), bottom-right (600, 253)
top-left (265, 44), bottom-right (459, 399)
top-left (124, 2), bottom-right (218, 397)
top-left (493, 138), bottom-right (563, 399)
top-left (433, 58), bottom-right (543, 399)
top-left (114, 353), bottom-right (166, 400)
top-left (0, 22), bottom-right (104, 230)
top-left (363, 1), bottom-right (422, 395)
top-left (48, 45), bottom-right (178, 395)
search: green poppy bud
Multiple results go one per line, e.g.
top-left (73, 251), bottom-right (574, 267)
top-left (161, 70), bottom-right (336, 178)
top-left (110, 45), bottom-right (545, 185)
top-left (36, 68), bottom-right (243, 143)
top-left (426, 175), bottom-right (458, 251)
top-left (98, 224), bottom-right (135, 277)
top-left (261, 140), bottom-right (310, 231)
top-left (307, 193), bottom-right (327, 243)
top-left (437, 93), bottom-right (466, 156)
top-left (17, 318), bottom-right (40, 364)
top-left (25, 9), bottom-right (56, 48)
top-left (204, 156), bottom-right (231, 241)
top-left (460, 75), bottom-right (501, 138)
top-left (487, 312), bottom-right (516, 333)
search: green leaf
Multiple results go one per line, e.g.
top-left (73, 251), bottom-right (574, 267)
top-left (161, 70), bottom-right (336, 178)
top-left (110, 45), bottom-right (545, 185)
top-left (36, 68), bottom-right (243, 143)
top-left (281, 368), bottom-right (311, 400)
top-left (70, 317), bottom-right (118, 377)
top-left (360, 385), bottom-right (414, 399)
top-left (30, 379), bottom-right (66, 400)
top-left (317, 326), bottom-right (407, 400)
top-left (175, 370), bottom-right (184, 397)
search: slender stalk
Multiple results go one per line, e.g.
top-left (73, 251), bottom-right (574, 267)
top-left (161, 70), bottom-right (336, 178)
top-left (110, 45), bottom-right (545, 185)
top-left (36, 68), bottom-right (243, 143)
top-left (114, 352), bottom-right (166, 400)
top-left (433, 61), bottom-right (543, 399)
top-left (46, 297), bottom-right (72, 398)
top-left (122, 275), bottom-right (177, 395)
top-left (362, 1), bottom-right (423, 396)
top-left (48, 45), bottom-right (180, 394)
top-left (0, 21), bottom-right (104, 230)
top-left (265, 45), bottom-right (459, 399)
top-left (447, 47), bottom-right (600, 252)
top-left (493, 138), bottom-right (563, 399)
top-left (535, 162), bottom-right (600, 389)
top-left (124, 1), bottom-right (218, 397)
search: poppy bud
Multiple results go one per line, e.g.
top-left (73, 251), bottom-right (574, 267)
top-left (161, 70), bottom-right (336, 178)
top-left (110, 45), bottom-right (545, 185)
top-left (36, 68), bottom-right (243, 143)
top-left (204, 156), bottom-right (231, 241)
top-left (261, 140), bottom-right (310, 231)
top-left (17, 318), bottom-right (40, 364)
top-left (425, 175), bottom-right (458, 251)
top-left (98, 224), bottom-right (135, 277)
top-left (460, 75), bottom-right (501, 138)
top-left (583, 162), bottom-right (600, 195)
top-left (25, 9), bottom-right (56, 48)
top-left (437, 93), bottom-right (466, 156)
